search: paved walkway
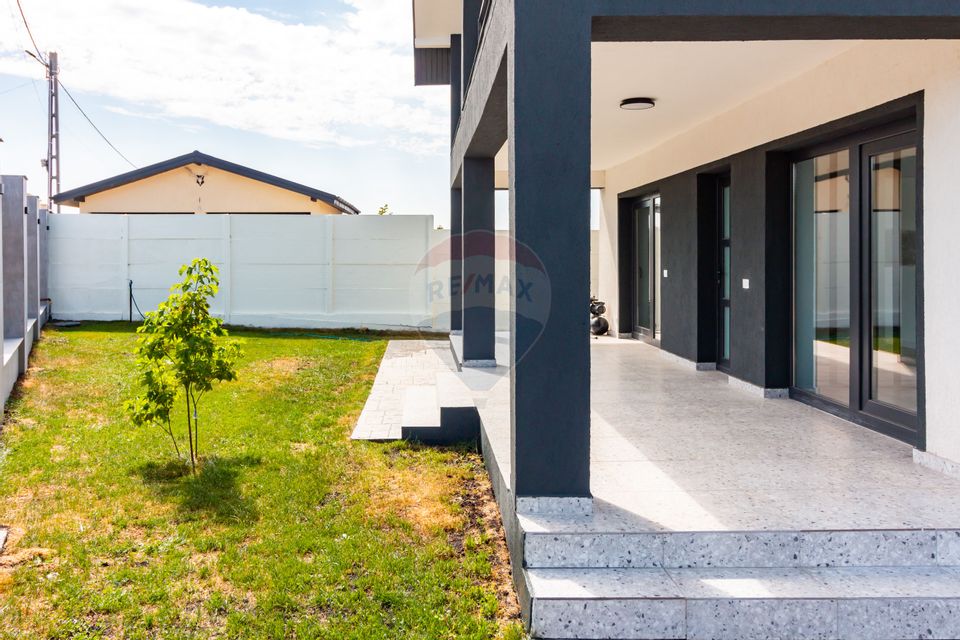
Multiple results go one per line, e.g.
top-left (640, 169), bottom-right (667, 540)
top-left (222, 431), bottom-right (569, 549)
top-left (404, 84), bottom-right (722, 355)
top-left (351, 340), bottom-right (455, 440)
top-left (353, 335), bottom-right (960, 531)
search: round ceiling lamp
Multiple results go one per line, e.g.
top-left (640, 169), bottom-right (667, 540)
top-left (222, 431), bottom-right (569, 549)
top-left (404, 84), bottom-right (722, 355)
top-left (620, 97), bottom-right (656, 111)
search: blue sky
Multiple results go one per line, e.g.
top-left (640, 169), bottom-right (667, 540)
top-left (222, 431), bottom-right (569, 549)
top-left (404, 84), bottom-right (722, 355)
top-left (0, 0), bottom-right (598, 229)
top-left (0, 0), bottom-right (454, 224)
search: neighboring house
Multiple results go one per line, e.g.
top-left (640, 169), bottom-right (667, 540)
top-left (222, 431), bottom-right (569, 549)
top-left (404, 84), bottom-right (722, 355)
top-left (411, 2), bottom-right (960, 638)
top-left (53, 150), bottom-right (360, 215)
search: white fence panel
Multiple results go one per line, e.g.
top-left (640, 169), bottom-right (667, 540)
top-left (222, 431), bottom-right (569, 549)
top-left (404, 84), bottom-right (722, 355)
top-left (48, 213), bottom-right (449, 331)
top-left (49, 216), bottom-right (125, 320)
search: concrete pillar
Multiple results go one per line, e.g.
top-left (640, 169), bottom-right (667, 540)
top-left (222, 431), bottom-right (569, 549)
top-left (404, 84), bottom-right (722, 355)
top-left (508, 4), bottom-right (592, 503)
top-left (26, 196), bottom-right (39, 324)
top-left (461, 0), bottom-right (481, 100)
top-left (461, 157), bottom-right (496, 365)
top-left (39, 207), bottom-right (48, 302)
top-left (0, 176), bottom-right (25, 371)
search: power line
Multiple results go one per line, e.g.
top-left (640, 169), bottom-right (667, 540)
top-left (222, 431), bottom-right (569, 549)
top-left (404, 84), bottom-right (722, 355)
top-left (0, 79), bottom-right (34, 96)
top-left (59, 81), bottom-right (137, 169)
top-left (14, 0), bottom-right (44, 63)
top-left (14, 0), bottom-right (137, 170)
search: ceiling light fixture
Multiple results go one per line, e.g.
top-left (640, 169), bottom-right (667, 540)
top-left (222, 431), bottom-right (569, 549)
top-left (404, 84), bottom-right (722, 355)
top-left (620, 97), bottom-right (656, 111)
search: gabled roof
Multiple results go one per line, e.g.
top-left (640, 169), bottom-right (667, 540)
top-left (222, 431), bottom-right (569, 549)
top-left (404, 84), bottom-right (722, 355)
top-left (53, 150), bottom-right (361, 215)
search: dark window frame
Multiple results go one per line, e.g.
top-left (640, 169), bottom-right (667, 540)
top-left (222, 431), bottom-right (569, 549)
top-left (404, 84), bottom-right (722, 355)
top-left (789, 119), bottom-right (923, 446)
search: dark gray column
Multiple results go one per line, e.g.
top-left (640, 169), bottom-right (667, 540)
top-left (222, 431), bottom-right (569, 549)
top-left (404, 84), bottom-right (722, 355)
top-left (449, 34), bottom-right (464, 333)
top-left (1, 176), bottom-right (26, 370)
top-left (508, 3), bottom-right (592, 500)
top-left (461, 0), bottom-right (481, 100)
top-left (450, 187), bottom-right (463, 332)
top-left (450, 34), bottom-right (462, 140)
top-left (461, 156), bottom-right (495, 365)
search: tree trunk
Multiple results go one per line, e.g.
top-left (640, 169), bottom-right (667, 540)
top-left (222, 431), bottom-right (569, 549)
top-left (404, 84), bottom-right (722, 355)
top-left (185, 388), bottom-right (195, 473)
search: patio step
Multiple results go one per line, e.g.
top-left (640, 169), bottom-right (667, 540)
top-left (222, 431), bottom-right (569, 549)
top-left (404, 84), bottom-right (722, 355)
top-left (400, 372), bottom-right (480, 445)
top-left (523, 529), bottom-right (960, 570)
top-left (525, 565), bottom-right (960, 639)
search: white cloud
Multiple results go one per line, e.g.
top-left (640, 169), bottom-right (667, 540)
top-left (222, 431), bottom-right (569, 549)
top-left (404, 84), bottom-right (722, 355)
top-left (0, 0), bottom-right (449, 154)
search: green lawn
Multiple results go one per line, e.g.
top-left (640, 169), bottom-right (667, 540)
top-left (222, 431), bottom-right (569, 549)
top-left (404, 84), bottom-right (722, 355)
top-left (0, 323), bottom-right (521, 639)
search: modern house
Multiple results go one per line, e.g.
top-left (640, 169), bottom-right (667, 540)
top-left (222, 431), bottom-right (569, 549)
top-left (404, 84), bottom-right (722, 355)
top-left (401, 1), bottom-right (960, 638)
top-left (53, 150), bottom-right (360, 215)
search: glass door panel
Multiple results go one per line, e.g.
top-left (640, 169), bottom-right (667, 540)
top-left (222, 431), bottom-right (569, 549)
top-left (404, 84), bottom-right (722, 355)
top-left (634, 200), bottom-right (651, 334)
top-left (793, 150), bottom-right (851, 406)
top-left (868, 146), bottom-right (918, 414)
top-left (718, 177), bottom-right (731, 366)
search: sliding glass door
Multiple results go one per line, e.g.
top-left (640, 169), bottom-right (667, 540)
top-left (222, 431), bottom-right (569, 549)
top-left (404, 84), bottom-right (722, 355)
top-left (864, 136), bottom-right (918, 420)
top-left (794, 151), bottom-right (851, 406)
top-left (792, 125), bottom-right (920, 441)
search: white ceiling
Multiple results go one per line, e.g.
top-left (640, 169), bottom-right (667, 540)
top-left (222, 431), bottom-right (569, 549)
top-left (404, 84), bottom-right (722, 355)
top-left (413, 0), bottom-right (461, 48)
top-left (590, 41), bottom-right (860, 169)
top-left (495, 40), bottom-right (859, 171)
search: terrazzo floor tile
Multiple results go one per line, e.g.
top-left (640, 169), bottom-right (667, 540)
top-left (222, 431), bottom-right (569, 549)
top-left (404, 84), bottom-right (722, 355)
top-left (524, 532), bottom-right (665, 568)
top-left (525, 567), bottom-right (681, 600)
top-left (937, 530), bottom-right (960, 565)
top-left (809, 566), bottom-right (960, 598)
top-left (666, 567), bottom-right (832, 599)
top-left (531, 598), bottom-right (686, 640)
top-left (489, 341), bottom-right (960, 537)
top-left (799, 530), bottom-right (937, 568)
top-left (662, 531), bottom-right (801, 568)
top-left (837, 598), bottom-right (960, 640)
top-left (685, 598), bottom-right (838, 640)
top-left (526, 568), bottom-right (686, 639)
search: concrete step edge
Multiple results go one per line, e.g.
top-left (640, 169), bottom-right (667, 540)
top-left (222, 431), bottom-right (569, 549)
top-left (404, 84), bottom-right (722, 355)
top-left (523, 529), bottom-right (960, 569)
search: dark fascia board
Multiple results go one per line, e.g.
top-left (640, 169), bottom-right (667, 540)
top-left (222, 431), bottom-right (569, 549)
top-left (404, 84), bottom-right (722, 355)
top-left (52, 150), bottom-right (361, 215)
top-left (415, 47), bottom-right (452, 86)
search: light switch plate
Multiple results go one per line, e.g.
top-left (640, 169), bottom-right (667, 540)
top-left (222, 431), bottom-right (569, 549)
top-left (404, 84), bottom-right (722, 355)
top-left (663, 269), bottom-right (669, 278)
top-left (742, 279), bottom-right (750, 290)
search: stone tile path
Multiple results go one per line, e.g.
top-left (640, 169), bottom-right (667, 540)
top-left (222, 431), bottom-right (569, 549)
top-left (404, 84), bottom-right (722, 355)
top-left (351, 340), bottom-right (455, 440)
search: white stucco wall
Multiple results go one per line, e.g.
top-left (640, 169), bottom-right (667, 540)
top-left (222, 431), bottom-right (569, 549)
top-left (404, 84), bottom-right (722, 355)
top-left (596, 40), bottom-right (960, 463)
top-left (48, 214), bottom-right (449, 331)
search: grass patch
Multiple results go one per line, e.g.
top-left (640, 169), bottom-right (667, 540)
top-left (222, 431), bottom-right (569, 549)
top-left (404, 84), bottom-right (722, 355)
top-left (0, 323), bottom-right (521, 639)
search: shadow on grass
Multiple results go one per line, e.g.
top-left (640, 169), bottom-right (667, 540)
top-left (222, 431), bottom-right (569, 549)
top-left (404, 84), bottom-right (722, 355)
top-left (134, 455), bottom-right (262, 524)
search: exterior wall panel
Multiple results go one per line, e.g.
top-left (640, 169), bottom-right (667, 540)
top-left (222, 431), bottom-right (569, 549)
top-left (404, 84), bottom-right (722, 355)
top-left (78, 165), bottom-right (341, 215)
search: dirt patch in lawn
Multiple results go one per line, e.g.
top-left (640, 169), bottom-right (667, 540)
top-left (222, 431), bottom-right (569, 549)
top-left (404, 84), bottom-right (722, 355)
top-left (451, 464), bottom-right (522, 628)
top-left (0, 527), bottom-right (55, 594)
top-left (247, 356), bottom-right (313, 389)
top-left (368, 464), bottom-right (462, 536)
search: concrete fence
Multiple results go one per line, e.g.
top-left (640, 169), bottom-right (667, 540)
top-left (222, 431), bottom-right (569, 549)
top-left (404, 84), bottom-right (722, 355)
top-left (0, 183), bottom-right (599, 406)
top-left (0, 176), bottom-right (50, 409)
top-left (49, 213), bottom-right (452, 331)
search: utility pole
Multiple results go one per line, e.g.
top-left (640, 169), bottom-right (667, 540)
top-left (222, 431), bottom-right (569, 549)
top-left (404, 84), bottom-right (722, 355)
top-left (44, 51), bottom-right (61, 213)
